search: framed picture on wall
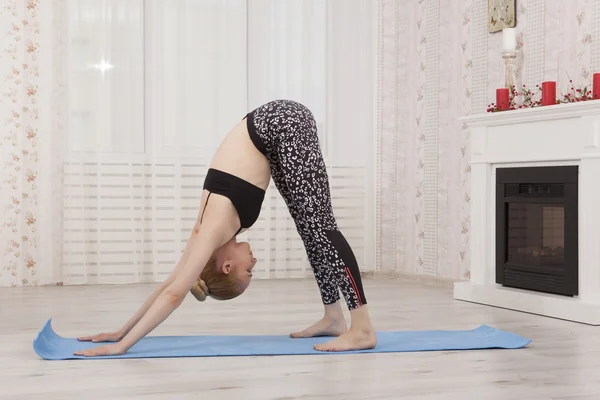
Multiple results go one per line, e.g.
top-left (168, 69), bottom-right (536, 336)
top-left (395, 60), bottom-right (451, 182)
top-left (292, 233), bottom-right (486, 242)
top-left (488, 0), bottom-right (516, 33)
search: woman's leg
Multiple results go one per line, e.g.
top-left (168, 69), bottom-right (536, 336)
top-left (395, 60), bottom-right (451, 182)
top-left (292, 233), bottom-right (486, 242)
top-left (268, 154), bottom-right (348, 338)
top-left (267, 100), bottom-right (376, 351)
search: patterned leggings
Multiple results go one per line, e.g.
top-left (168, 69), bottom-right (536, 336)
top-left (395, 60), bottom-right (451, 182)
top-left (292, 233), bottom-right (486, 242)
top-left (247, 100), bottom-right (367, 310)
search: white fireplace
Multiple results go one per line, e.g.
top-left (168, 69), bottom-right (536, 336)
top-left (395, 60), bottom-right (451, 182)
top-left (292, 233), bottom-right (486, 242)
top-left (454, 101), bottom-right (600, 325)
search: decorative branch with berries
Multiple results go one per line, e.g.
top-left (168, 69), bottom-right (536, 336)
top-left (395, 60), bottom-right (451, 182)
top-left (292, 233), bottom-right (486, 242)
top-left (487, 81), bottom-right (595, 112)
top-left (558, 80), bottom-right (593, 103)
top-left (487, 84), bottom-right (541, 112)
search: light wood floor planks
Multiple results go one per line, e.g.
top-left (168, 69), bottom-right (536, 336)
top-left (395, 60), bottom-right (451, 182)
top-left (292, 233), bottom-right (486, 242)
top-left (1, 278), bottom-right (600, 400)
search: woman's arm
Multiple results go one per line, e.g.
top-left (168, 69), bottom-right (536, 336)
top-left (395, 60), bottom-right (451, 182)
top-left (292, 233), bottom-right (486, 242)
top-left (74, 201), bottom-right (238, 357)
top-left (112, 277), bottom-right (174, 339)
top-left (77, 258), bottom-right (181, 343)
top-left (77, 221), bottom-right (199, 343)
top-left (116, 233), bottom-right (220, 352)
top-left (112, 218), bottom-right (203, 337)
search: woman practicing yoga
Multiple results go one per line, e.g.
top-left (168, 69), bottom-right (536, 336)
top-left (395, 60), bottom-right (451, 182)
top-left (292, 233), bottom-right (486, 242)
top-left (75, 100), bottom-right (376, 356)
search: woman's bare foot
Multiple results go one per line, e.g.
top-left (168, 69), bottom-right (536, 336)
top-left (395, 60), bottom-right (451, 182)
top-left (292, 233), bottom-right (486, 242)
top-left (313, 326), bottom-right (377, 351)
top-left (290, 301), bottom-right (348, 338)
top-left (314, 304), bottom-right (377, 352)
top-left (290, 317), bottom-right (347, 338)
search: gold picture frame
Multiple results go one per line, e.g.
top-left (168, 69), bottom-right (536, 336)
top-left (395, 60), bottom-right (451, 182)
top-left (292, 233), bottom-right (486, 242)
top-left (488, 0), bottom-right (516, 33)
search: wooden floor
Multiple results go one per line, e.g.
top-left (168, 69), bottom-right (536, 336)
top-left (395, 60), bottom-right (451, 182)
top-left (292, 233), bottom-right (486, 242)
top-left (2, 278), bottom-right (600, 400)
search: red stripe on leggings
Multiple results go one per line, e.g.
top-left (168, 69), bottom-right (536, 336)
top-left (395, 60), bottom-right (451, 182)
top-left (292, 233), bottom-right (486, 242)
top-left (345, 266), bottom-right (362, 306)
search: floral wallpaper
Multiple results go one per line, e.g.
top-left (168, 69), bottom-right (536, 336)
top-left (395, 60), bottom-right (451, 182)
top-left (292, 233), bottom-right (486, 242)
top-left (376, 0), bottom-right (471, 280)
top-left (1, 0), bottom-right (41, 286)
top-left (376, 0), bottom-right (427, 274)
top-left (1, 0), bottom-right (66, 287)
top-left (546, 0), bottom-right (593, 92)
top-left (377, 0), bottom-right (597, 281)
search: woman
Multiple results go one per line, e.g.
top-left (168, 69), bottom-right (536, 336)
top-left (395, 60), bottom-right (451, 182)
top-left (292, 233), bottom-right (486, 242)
top-left (75, 100), bottom-right (377, 356)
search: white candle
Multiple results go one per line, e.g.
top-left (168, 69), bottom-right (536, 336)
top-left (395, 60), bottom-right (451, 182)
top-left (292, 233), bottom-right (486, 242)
top-left (502, 28), bottom-right (516, 52)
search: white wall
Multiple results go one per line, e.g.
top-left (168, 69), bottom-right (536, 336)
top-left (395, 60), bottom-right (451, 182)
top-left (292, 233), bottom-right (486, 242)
top-left (376, 0), bottom-right (600, 281)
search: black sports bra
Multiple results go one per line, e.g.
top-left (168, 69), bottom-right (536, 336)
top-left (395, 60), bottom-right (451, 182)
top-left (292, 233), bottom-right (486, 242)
top-left (201, 168), bottom-right (265, 235)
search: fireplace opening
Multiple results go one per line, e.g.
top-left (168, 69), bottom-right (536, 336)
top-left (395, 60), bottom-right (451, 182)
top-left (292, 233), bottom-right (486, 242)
top-left (496, 166), bottom-right (578, 296)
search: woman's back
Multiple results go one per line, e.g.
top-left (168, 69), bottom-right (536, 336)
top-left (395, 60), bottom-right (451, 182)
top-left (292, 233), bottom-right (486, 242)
top-left (209, 118), bottom-right (271, 191)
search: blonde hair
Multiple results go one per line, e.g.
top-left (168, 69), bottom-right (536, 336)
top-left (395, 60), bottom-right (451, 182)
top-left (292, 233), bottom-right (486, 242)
top-left (190, 255), bottom-right (245, 302)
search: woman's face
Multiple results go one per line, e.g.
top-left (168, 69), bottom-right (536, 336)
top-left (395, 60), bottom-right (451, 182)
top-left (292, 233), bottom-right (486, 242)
top-left (214, 239), bottom-right (257, 291)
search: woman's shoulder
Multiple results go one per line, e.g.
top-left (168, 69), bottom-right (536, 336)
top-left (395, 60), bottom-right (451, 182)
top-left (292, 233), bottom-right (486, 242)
top-left (197, 189), bottom-right (241, 245)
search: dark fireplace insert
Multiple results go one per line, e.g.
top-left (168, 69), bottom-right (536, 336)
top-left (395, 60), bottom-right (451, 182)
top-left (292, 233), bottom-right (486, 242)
top-left (495, 166), bottom-right (578, 296)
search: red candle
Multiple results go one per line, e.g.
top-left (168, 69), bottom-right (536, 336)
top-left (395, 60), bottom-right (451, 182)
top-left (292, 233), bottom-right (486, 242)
top-left (542, 81), bottom-right (556, 106)
top-left (496, 88), bottom-right (510, 111)
top-left (593, 73), bottom-right (600, 99)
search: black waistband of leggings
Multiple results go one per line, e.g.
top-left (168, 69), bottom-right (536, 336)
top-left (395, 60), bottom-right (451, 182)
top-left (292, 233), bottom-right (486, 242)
top-left (245, 112), bottom-right (267, 156)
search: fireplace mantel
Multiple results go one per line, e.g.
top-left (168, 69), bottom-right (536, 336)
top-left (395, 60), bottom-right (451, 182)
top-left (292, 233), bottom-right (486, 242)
top-left (455, 101), bottom-right (600, 325)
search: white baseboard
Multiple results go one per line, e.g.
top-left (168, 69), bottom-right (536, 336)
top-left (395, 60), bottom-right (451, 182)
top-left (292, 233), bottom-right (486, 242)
top-left (454, 282), bottom-right (600, 326)
top-left (365, 270), bottom-right (454, 287)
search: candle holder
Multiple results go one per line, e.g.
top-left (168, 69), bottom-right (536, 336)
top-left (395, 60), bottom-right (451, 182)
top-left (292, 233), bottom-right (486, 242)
top-left (502, 51), bottom-right (517, 89)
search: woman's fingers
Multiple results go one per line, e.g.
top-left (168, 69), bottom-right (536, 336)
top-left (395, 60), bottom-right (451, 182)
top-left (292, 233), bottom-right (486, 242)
top-left (77, 332), bottom-right (119, 342)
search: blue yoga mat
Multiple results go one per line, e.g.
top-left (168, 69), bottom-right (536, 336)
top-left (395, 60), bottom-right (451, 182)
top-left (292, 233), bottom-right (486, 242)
top-left (33, 318), bottom-right (531, 360)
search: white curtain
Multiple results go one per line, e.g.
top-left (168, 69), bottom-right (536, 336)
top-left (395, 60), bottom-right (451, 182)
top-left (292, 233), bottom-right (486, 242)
top-left (0, 0), bottom-right (374, 287)
top-left (0, 0), bottom-right (68, 286)
top-left (247, 0), bottom-right (327, 146)
top-left (63, 0), bottom-right (248, 284)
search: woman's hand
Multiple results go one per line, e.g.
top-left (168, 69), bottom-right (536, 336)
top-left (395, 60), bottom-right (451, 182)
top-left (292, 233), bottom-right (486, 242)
top-left (74, 343), bottom-right (127, 357)
top-left (77, 331), bottom-right (124, 343)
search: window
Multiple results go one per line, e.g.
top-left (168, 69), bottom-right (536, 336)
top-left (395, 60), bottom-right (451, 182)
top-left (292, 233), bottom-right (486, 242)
top-left (69, 0), bottom-right (145, 154)
top-left (247, 0), bottom-right (327, 151)
top-left (68, 0), bottom-right (328, 159)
